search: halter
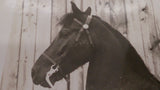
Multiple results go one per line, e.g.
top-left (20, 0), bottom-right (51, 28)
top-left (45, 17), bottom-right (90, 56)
top-left (43, 15), bottom-right (93, 88)
top-left (74, 15), bottom-right (93, 45)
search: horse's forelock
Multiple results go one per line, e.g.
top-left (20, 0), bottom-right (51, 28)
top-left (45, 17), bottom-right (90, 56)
top-left (58, 13), bottom-right (74, 26)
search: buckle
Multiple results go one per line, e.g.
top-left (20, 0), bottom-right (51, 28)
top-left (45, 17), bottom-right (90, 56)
top-left (45, 64), bottom-right (59, 88)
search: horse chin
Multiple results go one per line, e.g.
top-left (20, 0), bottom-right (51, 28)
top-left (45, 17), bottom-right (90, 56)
top-left (39, 72), bottom-right (63, 88)
top-left (39, 74), bottom-right (57, 88)
top-left (40, 78), bottom-right (56, 88)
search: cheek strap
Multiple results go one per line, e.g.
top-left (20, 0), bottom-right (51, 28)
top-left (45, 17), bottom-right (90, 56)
top-left (74, 15), bottom-right (94, 46)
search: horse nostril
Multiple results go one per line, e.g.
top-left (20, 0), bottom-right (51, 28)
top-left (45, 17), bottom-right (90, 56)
top-left (31, 68), bottom-right (40, 85)
top-left (31, 68), bottom-right (38, 80)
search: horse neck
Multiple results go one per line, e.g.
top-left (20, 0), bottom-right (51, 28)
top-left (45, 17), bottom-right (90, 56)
top-left (86, 21), bottom-right (128, 88)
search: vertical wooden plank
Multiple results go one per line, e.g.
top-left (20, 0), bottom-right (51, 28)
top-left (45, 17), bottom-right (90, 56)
top-left (17, 0), bottom-right (38, 90)
top-left (124, 0), bottom-right (160, 78)
top-left (1, 1), bottom-right (159, 90)
top-left (108, 0), bottom-right (128, 37)
top-left (152, 0), bottom-right (160, 43)
top-left (0, 0), bottom-right (13, 85)
top-left (83, 0), bottom-right (96, 15)
top-left (70, 67), bottom-right (84, 90)
top-left (82, 63), bottom-right (89, 90)
top-left (67, 0), bottom-right (81, 12)
top-left (51, 0), bottom-right (66, 41)
top-left (135, 0), bottom-right (157, 76)
top-left (124, 0), bottom-right (146, 63)
top-left (95, 0), bottom-right (110, 24)
top-left (96, 0), bottom-right (127, 36)
top-left (150, 0), bottom-right (160, 79)
top-left (0, 0), bottom-right (24, 90)
top-left (33, 0), bottom-right (51, 90)
top-left (50, 0), bottom-right (68, 90)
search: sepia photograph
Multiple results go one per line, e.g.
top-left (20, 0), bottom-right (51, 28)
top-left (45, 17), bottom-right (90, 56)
top-left (0, 0), bottom-right (160, 90)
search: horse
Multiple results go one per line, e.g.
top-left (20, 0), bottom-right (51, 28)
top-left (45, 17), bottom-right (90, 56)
top-left (31, 2), bottom-right (160, 90)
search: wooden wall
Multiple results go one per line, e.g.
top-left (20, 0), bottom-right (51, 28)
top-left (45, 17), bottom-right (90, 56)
top-left (0, 0), bottom-right (160, 90)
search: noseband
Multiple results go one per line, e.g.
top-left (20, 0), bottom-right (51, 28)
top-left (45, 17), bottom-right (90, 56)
top-left (43, 15), bottom-right (93, 88)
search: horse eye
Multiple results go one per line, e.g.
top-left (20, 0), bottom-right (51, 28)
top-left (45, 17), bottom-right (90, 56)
top-left (59, 28), bottom-right (71, 37)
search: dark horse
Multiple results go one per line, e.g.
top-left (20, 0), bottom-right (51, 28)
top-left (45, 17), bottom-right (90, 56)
top-left (32, 2), bottom-right (160, 90)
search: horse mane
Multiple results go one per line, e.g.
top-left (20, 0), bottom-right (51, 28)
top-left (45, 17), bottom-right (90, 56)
top-left (58, 13), bottom-right (74, 26)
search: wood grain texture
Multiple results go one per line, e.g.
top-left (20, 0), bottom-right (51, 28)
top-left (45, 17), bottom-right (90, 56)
top-left (1, 0), bottom-right (160, 90)
top-left (51, 0), bottom-right (66, 41)
top-left (17, 0), bottom-right (38, 90)
top-left (67, 0), bottom-right (82, 12)
top-left (136, 0), bottom-right (157, 76)
top-left (83, 0), bottom-right (96, 15)
top-left (124, 0), bottom-right (146, 62)
top-left (108, 0), bottom-right (127, 36)
top-left (0, 0), bottom-right (24, 90)
top-left (95, 0), bottom-right (111, 24)
top-left (0, 0), bottom-right (9, 84)
top-left (150, 0), bottom-right (160, 79)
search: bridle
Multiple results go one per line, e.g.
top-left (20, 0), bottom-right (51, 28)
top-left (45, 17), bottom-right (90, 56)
top-left (43, 15), bottom-right (93, 88)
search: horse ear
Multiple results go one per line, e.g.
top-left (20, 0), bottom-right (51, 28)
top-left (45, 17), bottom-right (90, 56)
top-left (84, 7), bottom-right (91, 15)
top-left (71, 1), bottom-right (81, 14)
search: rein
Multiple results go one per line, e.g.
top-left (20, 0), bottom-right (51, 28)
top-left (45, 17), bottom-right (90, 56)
top-left (43, 15), bottom-right (93, 88)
